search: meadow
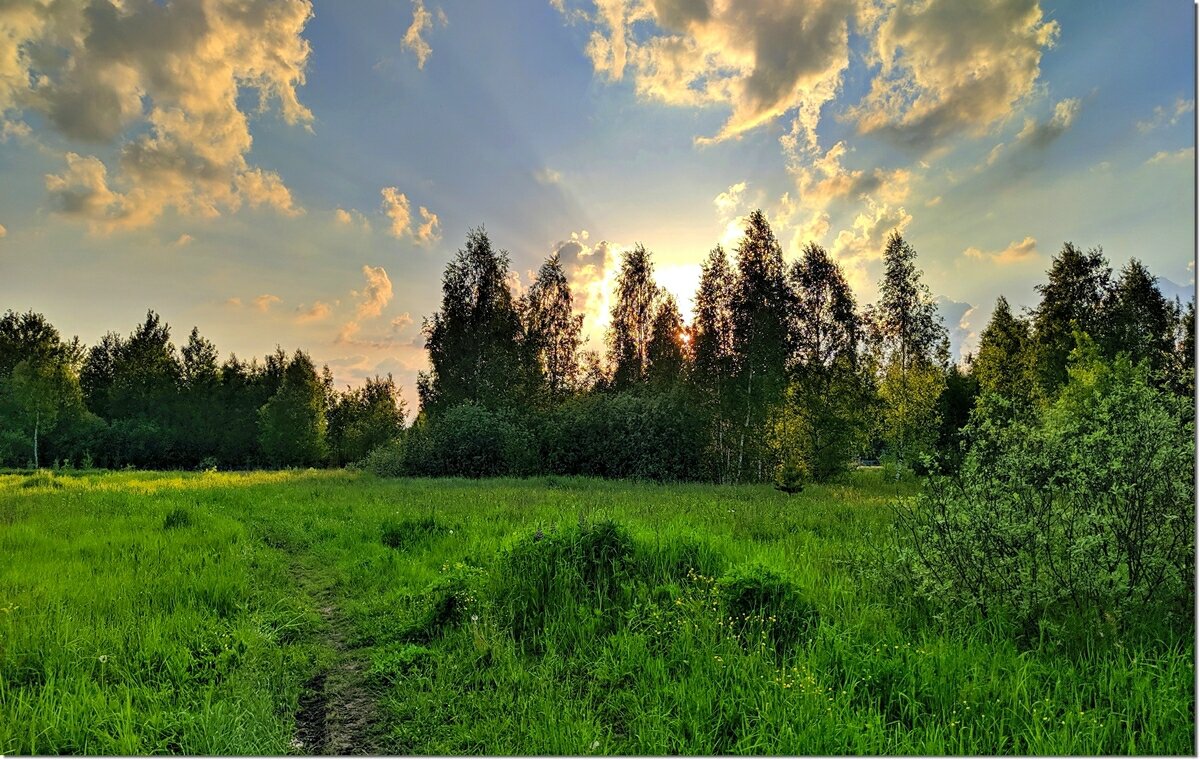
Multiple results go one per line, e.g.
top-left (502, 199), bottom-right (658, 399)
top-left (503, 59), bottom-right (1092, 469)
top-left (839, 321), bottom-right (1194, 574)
top-left (0, 469), bottom-right (1193, 755)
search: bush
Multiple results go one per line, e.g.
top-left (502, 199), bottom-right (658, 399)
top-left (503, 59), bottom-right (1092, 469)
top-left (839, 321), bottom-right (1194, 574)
top-left (408, 404), bottom-right (536, 478)
top-left (495, 520), bottom-right (636, 645)
top-left (403, 563), bottom-right (486, 642)
top-left (544, 390), bottom-right (704, 481)
top-left (359, 438), bottom-right (408, 477)
top-left (896, 339), bottom-right (1195, 636)
top-left (717, 564), bottom-right (819, 653)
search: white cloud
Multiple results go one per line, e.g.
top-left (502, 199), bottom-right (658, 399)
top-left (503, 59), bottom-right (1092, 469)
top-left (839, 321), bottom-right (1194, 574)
top-left (355, 265), bottom-right (394, 320)
top-left (380, 187), bottom-right (412, 238)
top-left (852, 0), bottom-right (1060, 151)
top-left (19, 0), bottom-right (314, 232)
top-left (534, 167), bottom-right (564, 185)
top-left (335, 207), bottom-right (371, 232)
top-left (1137, 97), bottom-right (1195, 133)
top-left (963, 236), bottom-right (1038, 264)
top-left (173, 233), bottom-right (194, 247)
top-left (297, 301), bottom-right (332, 322)
top-left (0, 223), bottom-right (7, 238)
top-left (415, 206), bottom-right (441, 244)
top-left (403, 0), bottom-right (446, 69)
top-left (1146, 147), bottom-right (1195, 165)
top-left (253, 294), bottom-right (282, 312)
top-left (391, 312), bottom-right (414, 331)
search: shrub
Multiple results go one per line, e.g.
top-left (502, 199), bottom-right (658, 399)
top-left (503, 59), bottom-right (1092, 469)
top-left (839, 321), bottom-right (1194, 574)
top-left (408, 404), bottom-right (536, 478)
top-left (359, 438), bottom-right (407, 477)
top-left (717, 564), bottom-right (819, 653)
top-left (896, 338), bottom-right (1195, 636)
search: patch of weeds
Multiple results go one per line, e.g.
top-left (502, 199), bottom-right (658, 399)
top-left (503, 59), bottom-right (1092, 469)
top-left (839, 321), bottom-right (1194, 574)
top-left (367, 643), bottom-right (434, 685)
top-left (717, 563), bottom-right (818, 655)
top-left (403, 562), bottom-right (486, 642)
top-left (381, 516), bottom-right (448, 551)
top-left (162, 507), bottom-right (193, 530)
top-left (20, 471), bottom-right (63, 490)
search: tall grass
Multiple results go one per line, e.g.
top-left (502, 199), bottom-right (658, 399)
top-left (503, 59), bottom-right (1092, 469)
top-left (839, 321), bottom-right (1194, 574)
top-left (0, 469), bottom-right (1192, 754)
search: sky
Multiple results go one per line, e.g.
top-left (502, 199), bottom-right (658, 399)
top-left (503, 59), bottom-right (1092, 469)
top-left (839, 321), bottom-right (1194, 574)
top-left (0, 0), bottom-right (1195, 414)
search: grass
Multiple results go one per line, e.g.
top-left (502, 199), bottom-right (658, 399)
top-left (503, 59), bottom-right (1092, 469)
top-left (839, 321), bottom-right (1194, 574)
top-left (0, 469), bottom-right (1192, 754)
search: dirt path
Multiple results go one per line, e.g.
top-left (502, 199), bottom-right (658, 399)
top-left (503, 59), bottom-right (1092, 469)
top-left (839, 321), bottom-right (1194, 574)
top-left (291, 570), bottom-right (380, 755)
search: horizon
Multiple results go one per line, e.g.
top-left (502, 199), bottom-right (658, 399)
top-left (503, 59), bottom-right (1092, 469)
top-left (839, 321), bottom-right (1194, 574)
top-left (1, 0), bottom-right (1196, 414)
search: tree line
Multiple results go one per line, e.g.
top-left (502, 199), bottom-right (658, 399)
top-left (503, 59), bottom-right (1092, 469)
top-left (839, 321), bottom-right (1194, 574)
top-left (1, 209), bottom-right (1193, 482)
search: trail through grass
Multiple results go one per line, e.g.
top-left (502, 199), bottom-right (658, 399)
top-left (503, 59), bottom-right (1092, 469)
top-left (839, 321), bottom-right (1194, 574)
top-left (0, 469), bottom-right (1193, 754)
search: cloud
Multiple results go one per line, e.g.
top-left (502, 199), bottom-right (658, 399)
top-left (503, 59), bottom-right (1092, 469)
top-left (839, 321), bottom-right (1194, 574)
top-left (403, 0), bottom-right (446, 69)
top-left (380, 187), bottom-right (412, 237)
top-left (336, 321), bottom-right (361, 344)
top-left (173, 233), bottom-right (194, 247)
top-left (561, 0), bottom-right (854, 145)
top-left (534, 167), bottom-right (564, 185)
top-left (714, 181), bottom-right (748, 219)
top-left (334, 207), bottom-right (371, 232)
top-left (1146, 147), bottom-right (1195, 165)
top-left (0, 223), bottom-right (7, 238)
top-left (297, 301), bottom-right (332, 322)
top-left (253, 294), bottom-right (282, 312)
top-left (936, 295), bottom-right (976, 364)
top-left (851, 0), bottom-right (1059, 151)
top-left (1137, 97), bottom-right (1194, 133)
top-left (416, 206), bottom-right (442, 244)
top-left (391, 312), bottom-right (414, 331)
top-left (963, 236), bottom-right (1038, 264)
top-left (1013, 97), bottom-right (1080, 149)
top-left (553, 232), bottom-right (622, 345)
top-left (17, 0), bottom-right (314, 232)
top-left (355, 265), bottom-right (393, 320)
top-left (225, 297), bottom-right (242, 308)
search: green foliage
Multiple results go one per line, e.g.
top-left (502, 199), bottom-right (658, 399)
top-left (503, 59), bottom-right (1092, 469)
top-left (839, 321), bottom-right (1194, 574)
top-left (717, 564), bottom-right (819, 653)
top-left (327, 374), bottom-right (406, 465)
top-left (358, 437), bottom-right (408, 477)
top-left (522, 252), bottom-right (583, 402)
top-left (607, 244), bottom-right (662, 390)
top-left (381, 516), bottom-right (448, 550)
top-left (876, 359), bottom-right (944, 469)
top-left (407, 403), bottom-right (535, 478)
top-left (162, 507), bottom-right (193, 530)
top-left (1030, 243), bottom-right (1110, 398)
top-left (257, 350), bottom-right (328, 467)
top-left (897, 339), bottom-right (1195, 635)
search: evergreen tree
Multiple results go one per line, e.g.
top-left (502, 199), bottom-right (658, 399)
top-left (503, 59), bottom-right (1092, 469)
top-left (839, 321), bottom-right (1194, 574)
top-left (522, 252), bottom-right (583, 402)
top-left (607, 244), bottom-right (660, 390)
top-left (179, 327), bottom-right (221, 465)
top-left (419, 227), bottom-right (528, 414)
top-left (645, 293), bottom-right (688, 390)
top-left (729, 210), bottom-right (792, 481)
top-left (1030, 242), bottom-right (1111, 398)
top-left (258, 350), bottom-right (329, 467)
top-left (971, 295), bottom-right (1033, 405)
top-left (1100, 259), bottom-right (1175, 376)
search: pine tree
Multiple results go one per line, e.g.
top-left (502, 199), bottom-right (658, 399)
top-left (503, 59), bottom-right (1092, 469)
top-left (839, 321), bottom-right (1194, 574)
top-left (1101, 259), bottom-right (1175, 376)
top-left (971, 296), bottom-right (1033, 405)
top-left (1030, 242), bottom-right (1111, 397)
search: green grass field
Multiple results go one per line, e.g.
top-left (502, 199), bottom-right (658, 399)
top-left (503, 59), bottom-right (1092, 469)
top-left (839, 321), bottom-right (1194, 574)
top-left (0, 470), bottom-right (1193, 755)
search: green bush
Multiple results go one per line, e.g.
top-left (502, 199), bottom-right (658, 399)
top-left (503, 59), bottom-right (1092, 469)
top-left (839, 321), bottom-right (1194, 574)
top-left (408, 404), bottom-right (536, 478)
top-left (896, 338), bottom-right (1195, 636)
top-left (717, 564), bottom-right (819, 654)
top-left (359, 438), bottom-right (408, 477)
top-left (403, 563), bottom-right (486, 642)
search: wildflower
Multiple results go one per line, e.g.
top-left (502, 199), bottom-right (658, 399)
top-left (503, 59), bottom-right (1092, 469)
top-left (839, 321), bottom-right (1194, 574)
top-left (98, 655), bottom-right (108, 663)
top-left (471, 614), bottom-right (479, 623)
top-left (591, 740), bottom-right (600, 750)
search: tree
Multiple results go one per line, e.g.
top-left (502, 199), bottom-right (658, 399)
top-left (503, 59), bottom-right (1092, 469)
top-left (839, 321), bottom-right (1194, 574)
top-left (420, 227), bottom-right (529, 414)
top-left (645, 293), bottom-right (688, 390)
top-left (690, 246), bottom-right (737, 480)
top-left (179, 327), bottom-right (222, 465)
top-left (868, 232), bottom-right (948, 468)
top-left (1030, 242), bottom-right (1110, 398)
top-left (1100, 259), bottom-right (1175, 377)
top-left (328, 375), bottom-right (407, 465)
top-left (774, 244), bottom-right (873, 481)
top-left (729, 210), bottom-right (792, 480)
top-left (258, 350), bottom-right (329, 467)
top-left (522, 252), bottom-right (583, 402)
top-left (971, 296), bottom-right (1034, 407)
top-left (10, 358), bottom-right (84, 468)
top-left (607, 244), bottom-right (660, 390)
